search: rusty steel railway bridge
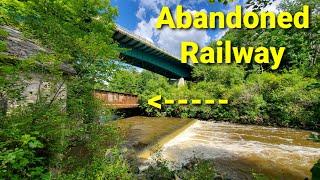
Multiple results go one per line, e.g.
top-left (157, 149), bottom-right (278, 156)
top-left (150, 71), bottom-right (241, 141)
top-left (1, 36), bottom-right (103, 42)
top-left (94, 90), bottom-right (139, 109)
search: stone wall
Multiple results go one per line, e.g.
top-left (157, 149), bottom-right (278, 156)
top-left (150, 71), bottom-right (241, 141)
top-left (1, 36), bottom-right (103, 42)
top-left (1, 25), bottom-right (46, 59)
top-left (8, 74), bottom-right (67, 110)
top-left (1, 26), bottom-right (69, 113)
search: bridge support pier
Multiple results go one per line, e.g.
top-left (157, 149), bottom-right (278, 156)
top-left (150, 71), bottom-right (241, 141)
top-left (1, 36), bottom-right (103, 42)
top-left (177, 78), bottom-right (186, 87)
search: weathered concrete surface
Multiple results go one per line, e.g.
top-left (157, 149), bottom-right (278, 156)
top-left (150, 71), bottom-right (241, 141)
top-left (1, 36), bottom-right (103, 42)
top-left (8, 74), bottom-right (67, 109)
top-left (1, 25), bottom-right (47, 59)
top-left (1, 26), bottom-right (68, 112)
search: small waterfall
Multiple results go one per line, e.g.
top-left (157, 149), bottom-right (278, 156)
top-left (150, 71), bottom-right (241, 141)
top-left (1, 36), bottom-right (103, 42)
top-left (155, 121), bottom-right (320, 179)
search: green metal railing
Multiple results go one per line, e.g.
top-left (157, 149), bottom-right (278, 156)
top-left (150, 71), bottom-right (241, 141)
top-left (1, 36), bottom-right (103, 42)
top-left (115, 25), bottom-right (181, 61)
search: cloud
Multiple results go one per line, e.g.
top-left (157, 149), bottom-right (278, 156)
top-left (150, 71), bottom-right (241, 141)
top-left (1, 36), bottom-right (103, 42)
top-left (213, 28), bottom-right (229, 41)
top-left (183, 0), bottom-right (208, 9)
top-left (157, 27), bottom-right (210, 57)
top-left (132, 0), bottom-right (283, 58)
top-left (136, 7), bottom-right (146, 20)
top-left (138, 0), bottom-right (182, 14)
top-left (138, 0), bottom-right (159, 13)
top-left (262, 0), bottom-right (281, 13)
top-left (133, 18), bottom-right (158, 43)
top-left (223, 0), bottom-right (241, 13)
top-left (134, 8), bottom-right (211, 57)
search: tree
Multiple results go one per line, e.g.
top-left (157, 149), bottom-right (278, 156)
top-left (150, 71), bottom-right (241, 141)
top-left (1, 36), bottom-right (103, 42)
top-left (1, 0), bottom-right (122, 121)
top-left (208, 0), bottom-right (276, 12)
top-left (246, 0), bottom-right (276, 12)
top-left (0, 0), bottom-right (126, 178)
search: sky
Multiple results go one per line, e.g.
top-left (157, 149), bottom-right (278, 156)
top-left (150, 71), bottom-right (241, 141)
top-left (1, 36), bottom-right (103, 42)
top-left (111, 0), bottom-right (281, 58)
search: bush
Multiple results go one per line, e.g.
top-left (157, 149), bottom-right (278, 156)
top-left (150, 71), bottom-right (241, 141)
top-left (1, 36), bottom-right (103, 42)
top-left (0, 134), bottom-right (49, 179)
top-left (177, 158), bottom-right (218, 180)
top-left (129, 67), bottom-right (320, 130)
top-left (0, 103), bottom-right (71, 179)
top-left (247, 71), bottom-right (320, 128)
top-left (59, 148), bottom-right (134, 180)
top-left (142, 158), bottom-right (219, 180)
top-left (308, 133), bottom-right (320, 142)
top-left (311, 160), bottom-right (320, 180)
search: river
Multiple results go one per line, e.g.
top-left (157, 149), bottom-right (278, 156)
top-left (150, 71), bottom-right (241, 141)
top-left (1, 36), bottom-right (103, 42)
top-left (118, 117), bottom-right (320, 179)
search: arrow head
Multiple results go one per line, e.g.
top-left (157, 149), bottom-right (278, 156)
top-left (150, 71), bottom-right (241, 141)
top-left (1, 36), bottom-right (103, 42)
top-left (148, 95), bottom-right (162, 109)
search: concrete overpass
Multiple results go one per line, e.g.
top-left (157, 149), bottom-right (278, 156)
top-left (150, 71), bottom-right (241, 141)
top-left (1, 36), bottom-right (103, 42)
top-left (113, 25), bottom-right (193, 80)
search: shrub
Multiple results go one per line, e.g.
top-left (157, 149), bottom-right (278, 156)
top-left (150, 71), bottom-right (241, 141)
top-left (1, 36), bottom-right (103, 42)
top-left (0, 134), bottom-right (49, 179)
top-left (0, 103), bottom-right (71, 179)
top-left (59, 148), bottom-right (134, 180)
top-left (142, 158), bottom-right (219, 180)
top-left (133, 68), bottom-right (320, 130)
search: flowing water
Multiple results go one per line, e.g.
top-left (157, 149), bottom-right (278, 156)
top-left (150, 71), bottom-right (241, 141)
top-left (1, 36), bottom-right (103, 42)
top-left (155, 120), bottom-right (320, 179)
top-left (118, 117), bottom-right (320, 179)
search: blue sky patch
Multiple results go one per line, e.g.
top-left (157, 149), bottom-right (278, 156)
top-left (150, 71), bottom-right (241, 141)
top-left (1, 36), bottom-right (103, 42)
top-left (111, 0), bottom-right (245, 57)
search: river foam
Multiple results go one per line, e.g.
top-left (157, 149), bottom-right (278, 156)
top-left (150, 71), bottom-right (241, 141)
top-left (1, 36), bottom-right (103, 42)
top-left (155, 121), bottom-right (320, 179)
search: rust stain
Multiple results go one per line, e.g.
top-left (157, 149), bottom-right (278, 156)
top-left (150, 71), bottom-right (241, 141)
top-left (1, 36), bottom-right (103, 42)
top-left (94, 90), bottom-right (139, 109)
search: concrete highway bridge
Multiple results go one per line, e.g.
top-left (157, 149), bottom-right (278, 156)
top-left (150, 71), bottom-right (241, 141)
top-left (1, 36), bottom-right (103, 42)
top-left (113, 25), bottom-right (193, 80)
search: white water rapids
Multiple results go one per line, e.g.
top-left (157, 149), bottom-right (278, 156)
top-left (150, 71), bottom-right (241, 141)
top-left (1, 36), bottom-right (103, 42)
top-left (151, 121), bottom-right (320, 179)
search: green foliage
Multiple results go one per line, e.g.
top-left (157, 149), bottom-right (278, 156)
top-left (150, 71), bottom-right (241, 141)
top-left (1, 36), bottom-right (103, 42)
top-left (0, 133), bottom-right (49, 179)
top-left (0, 29), bottom-right (8, 52)
top-left (107, 69), bottom-right (142, 94)
top-left (67, 79), bottom-right (102, 124)
top-left (0, 90), bottom-right (127, 178)
top-left (245, 71), bottom-right (320, 128)
top-left (143, 159), bottom-right (175, 180)
top-left (177, 159), bottom-right (217, 180)
top-left (192, 65), bottom-right (245, 86)
top-left (252, 173), bottom-right (269, 180)
top-left (308, 133), bottom-right (320, 143)
top-left (207, 0), bottom-right (277, 12)
top-left (208, 0), bottom-right (234, 5)
top-left (0, 40), bottom-right (7, 52)
top-left (246, 0), bottom-right (276, 12)
top-left (0, 29), bottom-right (9, 38)
top-left (0, 0), bottom-right (129, 179)
top-left (311, 160), bottom-right (320, 180)
top-left (1, 0), bottom-right (120, 85)
top-left (1, 0), bottom-right (319, 179)
top-left (142, 158), bottom-right (219, 180)
top-left (215, 0), bottom-right (320, 76)
top-left (59, 148), bottom-right (134, 180)
top-left (109, 64), bottom-right (319, 129)
top-left (0, 103), bottom-right (71, 179)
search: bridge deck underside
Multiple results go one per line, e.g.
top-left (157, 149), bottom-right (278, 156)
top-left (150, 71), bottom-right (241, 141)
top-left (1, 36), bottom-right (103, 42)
top-left (114, 28), bottom-right (192, 80)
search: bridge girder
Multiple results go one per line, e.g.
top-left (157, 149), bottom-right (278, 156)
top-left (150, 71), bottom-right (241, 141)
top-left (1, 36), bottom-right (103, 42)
top-left (113, 26), bottom-right (193, 80)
